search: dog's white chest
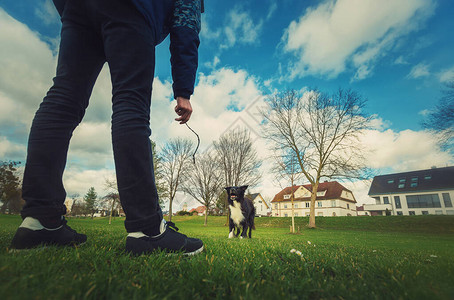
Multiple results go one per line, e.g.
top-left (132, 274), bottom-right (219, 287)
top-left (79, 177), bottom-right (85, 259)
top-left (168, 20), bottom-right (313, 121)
top-left (229, 201), bottom-right (244, 226)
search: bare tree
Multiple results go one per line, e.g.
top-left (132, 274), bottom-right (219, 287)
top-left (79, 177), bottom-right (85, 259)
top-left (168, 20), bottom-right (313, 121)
top-left (273, 152), bottom-right (303, 233)
top-left (422, 80), bottom-right (454, 153)
top-left (182, 151), bottom-right (223, 226)
top-left (161, 138), bottom-right (193, 221)
top-left (103, 178), bottom-right (121, 224)
top-left (213, 128), bottom-right (262, 224)
top-left (150, 139), bottom-right (168, 204)
top-left (261, 89), bottom-right (371, 228)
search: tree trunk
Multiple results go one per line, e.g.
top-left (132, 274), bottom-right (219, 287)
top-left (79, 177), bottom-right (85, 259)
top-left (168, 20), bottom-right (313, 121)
top-left (204, 207), bottom-right (208, 226)
top-left (291, 175), bottom-right (295, 233)
top-left (168, 198), bottom-right (173, 222)
top-left (308, 182), bottom-right (319, 228)
top-left (109, 199), bottom-right (115, 225)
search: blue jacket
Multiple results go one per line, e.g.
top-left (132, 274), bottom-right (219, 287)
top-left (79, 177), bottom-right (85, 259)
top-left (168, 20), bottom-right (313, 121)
top-left (52, 0), bottom-right (202, 99)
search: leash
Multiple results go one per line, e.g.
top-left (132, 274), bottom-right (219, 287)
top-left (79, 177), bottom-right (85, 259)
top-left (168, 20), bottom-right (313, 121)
top-left (185, 123), bottom-right (200, 164)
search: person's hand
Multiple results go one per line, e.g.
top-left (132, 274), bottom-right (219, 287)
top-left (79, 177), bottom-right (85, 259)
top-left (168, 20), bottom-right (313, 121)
top-left (174, 97), bottom-right (192, 124)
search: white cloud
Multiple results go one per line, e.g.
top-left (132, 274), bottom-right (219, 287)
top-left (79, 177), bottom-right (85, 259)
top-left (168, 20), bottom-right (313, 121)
top-left (407, 62), bottom-right (430, 79)
top-left (0, 136), bottom-right (25, 159)
top-left (282, 0), bottom-right (436, 80)
top-left (394, 56), bottom-right (409, 65)
top-left (361, 128), bottom-right (452, 172)
top-left (438, 66), bottom-right (454, 83)
top-left (34, 0), bottom-right (60, 25)
top-left (266, 3), bottom-right (278, 21)
top-left (63, 168), bottom-right (116, 198)
top-left (203, 56), bottom-right (220, 69)
top-left (221, 8), bottom-right (263, 49)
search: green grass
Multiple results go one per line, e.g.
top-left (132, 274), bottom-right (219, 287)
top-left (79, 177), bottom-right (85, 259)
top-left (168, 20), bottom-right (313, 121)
top-left (1, 214), bottom-right (453, 300)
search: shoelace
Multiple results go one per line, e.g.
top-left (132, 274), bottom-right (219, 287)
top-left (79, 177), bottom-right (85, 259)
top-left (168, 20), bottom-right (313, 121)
top-left (166, 221), bottom-right (179, 232)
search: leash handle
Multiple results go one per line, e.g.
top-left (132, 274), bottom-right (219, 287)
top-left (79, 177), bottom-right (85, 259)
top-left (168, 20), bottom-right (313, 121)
top-left (185, 123), bottom-right (200, 164)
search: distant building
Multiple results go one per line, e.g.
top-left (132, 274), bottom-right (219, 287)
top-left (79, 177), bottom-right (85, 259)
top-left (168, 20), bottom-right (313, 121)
top-left (189, 206), bottom-right (206, 216)
top-left (365, 166), bottom-right (454, 216)
top-left (356, 205), bottom-right (369, 216)
top-left (247, 193), bottom-right (269, 217)
top-left (271, 181), bottom-right (357, 217)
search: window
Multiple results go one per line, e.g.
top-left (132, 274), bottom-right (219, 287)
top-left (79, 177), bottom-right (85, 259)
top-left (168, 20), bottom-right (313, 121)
top-left (317, 201), bottom-right (322, 207)
top-left (373, 197), bottom-right (381, 205)
top-left (406, 194), bottom-right (441, 208)
top-left (284, 194), bottom-right (291, 200)
top-left (347, 204), bottom-right (350, 209)
top-left (275, 204), bottom-right (278, 209)
top-left (284, 204), bottom-right (287, 208)
top-left (306, 202), bottom-right (310, 208)
top-left (397, 211), bottom-right (403, 215)
top-left (295, 204), bottom-right (298, 208)
top-left (398, 184), bottom-right (405, 189)
top-left (284, 213), bottom-right (288, 217)
top-left (387, 179), bottom-right (394, 184)
top-left (305, 212), bottom-right (310, 216)
top-left (317, 190), bottom-right (326, 196)
top-left (411, 182), bottom-right (418, 188)
top-left (435, 210), bottom-right (443, 215)
top-left (394, 196), bottom-right (401, 209)
top-left (295, 213), bottom-right (298, 217)
top-left (399, 178), bottom-right (406, 183)
top-left (424, 175), bottom-right (432, 180)
top-left (411, 177), bottom-right (418, 182)
top-left (409, 211), bottom-right (415, 215)
top-left (383, 197), bottom-right (389, 204)
top-left (258, 200), bottom-right (262, 203)
top-left (331, 200), bottom-right (336, 207)
top-left (422, 211), bottom-right (429, 215)
top-left (442, 193), bottom-right (453, 208)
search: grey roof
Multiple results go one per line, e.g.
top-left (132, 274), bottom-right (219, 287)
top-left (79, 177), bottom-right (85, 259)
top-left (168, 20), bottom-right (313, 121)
top-left (249, 193), bottom-right (260, 200)
top-left (368, 166), bottom-right (454, 195)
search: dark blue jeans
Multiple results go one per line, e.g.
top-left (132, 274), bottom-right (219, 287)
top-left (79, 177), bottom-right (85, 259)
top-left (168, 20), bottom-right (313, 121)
top-left (21, 0), bottom-right (163, 232)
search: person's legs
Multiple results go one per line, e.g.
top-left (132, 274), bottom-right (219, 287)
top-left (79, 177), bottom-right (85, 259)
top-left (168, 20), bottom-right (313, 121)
top-left (11, 0), bottom-right (105, 249)
top-left (21, 1), bottom-right (105, 223)
top-left (92, 0), bottom-right (162, 234)
top-left (91, 0), bottom-right (203, 255)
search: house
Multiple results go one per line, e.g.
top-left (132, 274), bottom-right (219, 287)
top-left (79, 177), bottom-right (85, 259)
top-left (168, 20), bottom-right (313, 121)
top-left (189, 205), bottom-right (206, 216)
top-left (247, 193), bottom-right (269, 217)
top-left (271, 181), bottom-right (357, 217)
top-left (365, 166), bottom-right (454, 216)
top-left (356, 205), bottom-right (369, 216)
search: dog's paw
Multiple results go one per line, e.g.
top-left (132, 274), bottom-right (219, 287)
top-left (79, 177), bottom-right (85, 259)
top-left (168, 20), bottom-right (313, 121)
top-left (228, 231), bottom-right (235, 239)
top-left (240, 236), bottom-right (244, 239)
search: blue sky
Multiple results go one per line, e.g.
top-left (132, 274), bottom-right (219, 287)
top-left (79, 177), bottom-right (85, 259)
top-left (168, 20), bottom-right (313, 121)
top-left (0, 0), bottom-right (453, 207)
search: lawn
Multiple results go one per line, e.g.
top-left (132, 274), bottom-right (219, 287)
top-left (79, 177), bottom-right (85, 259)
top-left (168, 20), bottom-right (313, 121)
top-left (1, 214), bottom-right (453, 299)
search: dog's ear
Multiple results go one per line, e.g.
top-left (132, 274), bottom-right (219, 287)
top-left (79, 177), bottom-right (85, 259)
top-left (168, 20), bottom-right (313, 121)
top-left (239, 185), bottom-right (248, 192)
top-left (225, 187), bottom-right (231, 194)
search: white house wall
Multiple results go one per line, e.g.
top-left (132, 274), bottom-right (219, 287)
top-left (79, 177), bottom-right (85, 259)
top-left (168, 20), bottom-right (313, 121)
top-left (272, 199), bottom-right (357, 217)
top-left (367, 190), bottom-right (454, 216)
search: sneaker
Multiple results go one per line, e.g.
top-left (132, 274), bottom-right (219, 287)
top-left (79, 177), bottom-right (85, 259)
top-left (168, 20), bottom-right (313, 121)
top-left (126, 219), bottom-right (204, 256)
top-left (10, 217), bottom-right (87, 250)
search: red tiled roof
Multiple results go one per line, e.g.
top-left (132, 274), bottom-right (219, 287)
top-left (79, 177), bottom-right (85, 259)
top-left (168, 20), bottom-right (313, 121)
top-left (189, 206), bottom-right (206, 213)
top-left (271, 185), bottom-right (301, 203)
top-left (271, 181), bottom-right (356, 203)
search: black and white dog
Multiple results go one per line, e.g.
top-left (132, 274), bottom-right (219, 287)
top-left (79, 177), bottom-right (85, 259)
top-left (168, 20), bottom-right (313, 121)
top-left (226, 186), bottom-right (255, 239)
